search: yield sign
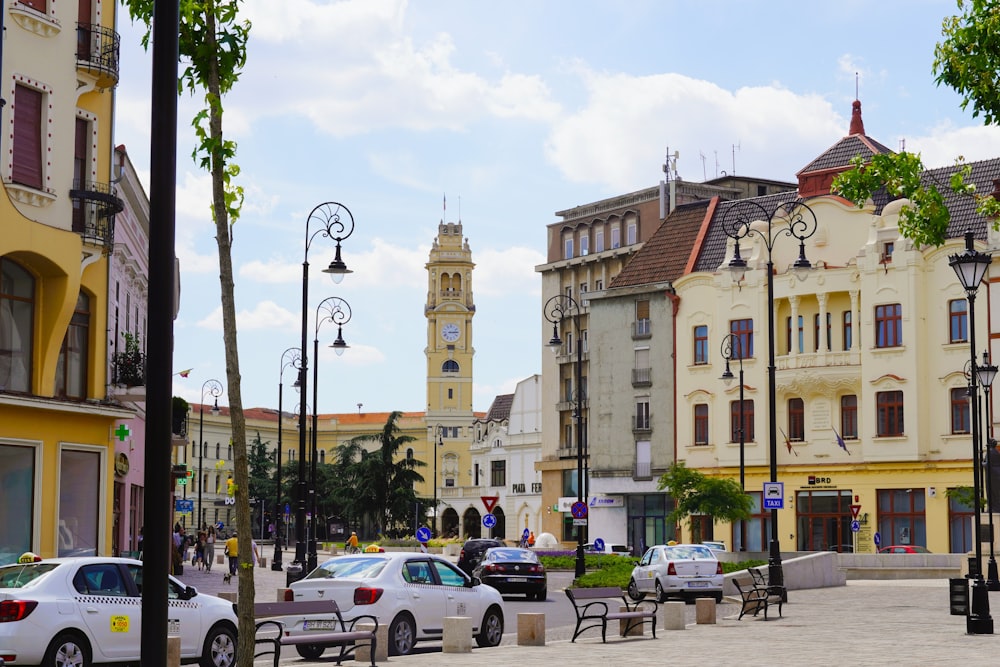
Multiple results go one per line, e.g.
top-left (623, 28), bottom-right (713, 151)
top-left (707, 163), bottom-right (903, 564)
top-left (481, 496), bottom-right (499, 513)
top-left (851, 504), bottom-right (861, 519)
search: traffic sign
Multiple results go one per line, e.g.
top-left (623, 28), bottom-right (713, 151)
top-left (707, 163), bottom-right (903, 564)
top-left (874, 532), bottom-right (882, 547)
top-left (851, 504), bottom-right (861, 519)
top-left (416, 526), bottom-right (432, 543)
top-left (762, 482), bottom-right (784, 509)
top-left (851, 520), bottom-right (861, 533)
top-left (571, 501), bottom-right (588, 519)
top-left (593, 538), bottom-right (606, 552)
top-left (522, 528), bottom-right (530, 541)
top-left (483, 513), bottom-right (497, 528)
top-left (481, 496), bottom-right (499, 513)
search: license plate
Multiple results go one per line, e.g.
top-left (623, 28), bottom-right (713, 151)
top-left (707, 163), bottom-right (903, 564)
top-left (687, 581), bottom-right (709, 587)
top-left (304, 619), bottom-right (339, 630)
top-left (507, 576), bottom-right (528, 582)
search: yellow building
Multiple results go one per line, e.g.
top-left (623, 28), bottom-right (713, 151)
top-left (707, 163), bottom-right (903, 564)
top-left (0, 0), bottom-right (129, 563)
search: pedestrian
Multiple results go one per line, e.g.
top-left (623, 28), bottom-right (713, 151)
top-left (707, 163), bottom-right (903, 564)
top-left (172, 524), bottom-right (185, 574)
top-left (194, 531), bottom-right (206, 570)
top-left (527, 531), bottom-right (536, 547)
top-left (225, 530), bottom-right (239, 576)
top-left (137, 526), bottom-right (144, 559)
top-left (347, 531), bottom-right (359, 554)
top-left (204, 525), bottom-right (216, 572)
top-left (251, 538), bottom-right (260, 567)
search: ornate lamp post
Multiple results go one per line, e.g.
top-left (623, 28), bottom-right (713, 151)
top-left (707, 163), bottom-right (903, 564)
top-left (722, 198), bottom-right (817, 593)
top-left (272, 347), bottom-right (301, 571)
top-left (543, 293), bottom-right (586, 578)
top-left (949, 230), bottom-right (993, 634)
top-left (721, 334), bottom-right (747, 551)
top-left (976, 351), bottom-right (999, 590)
top-left (429, 424), bottom-right (444, 536)
top-left (198, 379), bottom-right (222, 530)
top-left (309, 297), bottom-right (351, 572)
top-left (292, 202), bottom-right (355, 585)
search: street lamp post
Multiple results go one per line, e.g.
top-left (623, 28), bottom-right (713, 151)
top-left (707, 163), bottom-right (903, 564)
top-left (198, 379), bottom-right (223, 531)
top-left (722, 198), bottom-right (817, 593)
top-left (309, 297), bottom-right (351, 572)
top-left (721, 334), bottom-right (747, 551)
top-left (949, 230), bottom-right (993, 634)
top-left (293, 202), bottom-right (355, 585)
top-left (430, 424), bottom-right (444, 537)
top-left (272, 347), bottom-right (301, 571)
top-left (977, 351), bottom-right (1000, 590)
top-left (543, 293), bottom-right (586, 578)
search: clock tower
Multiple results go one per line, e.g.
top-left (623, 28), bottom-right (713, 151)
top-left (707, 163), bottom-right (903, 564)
top-left (425, 215), bottom-right (475, 535)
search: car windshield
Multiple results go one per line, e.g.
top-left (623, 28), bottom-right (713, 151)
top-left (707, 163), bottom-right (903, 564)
top-left (306, 556), bottom-right (388, 580)
top-left (486, 548), bottom-right (538, 562)
top-left (0, 562), bottom-right (59, 589)
top-left (664, 545), bottom-right (715, 560)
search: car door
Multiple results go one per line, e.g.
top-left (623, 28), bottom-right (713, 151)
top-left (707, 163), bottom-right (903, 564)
top-left (72, 563), bottom-right (140, 661)
top-left (400, 557), bottom-right (446, 637)
top-left (166, 574), bottom-right (204, 656)
top-left (431, 559), bottom-right (483, 632)
top-left (636, 547), bottom-right (662, 594)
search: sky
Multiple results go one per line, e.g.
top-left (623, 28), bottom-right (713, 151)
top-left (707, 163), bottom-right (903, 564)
top-left (113, 0), bottom-right (1000, 415)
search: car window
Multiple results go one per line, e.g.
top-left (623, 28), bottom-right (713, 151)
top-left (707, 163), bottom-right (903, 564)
top-left (402, 560), bottom-right (433, 584)
top-left (639, 548), bottom-right (653, 566)
top-left (305, 556), bottom-right (388, 580)
top-left (487, 548), bottom-right (537, 562)
top-left (74, 564), bottom-right (127, 596)
top-left (126, 563), bottom-right (143, 595)
top-left (0, 563), bottom-right (58, 588)
top-left (665, 545), bottom-right (714, 560)
top-left (431, 559), bottom-right (468, 587)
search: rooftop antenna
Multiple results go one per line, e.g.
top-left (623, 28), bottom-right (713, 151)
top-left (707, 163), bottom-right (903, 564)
top-left (458, 195), bottom-right (462, 223)
top-left (699, 151), bottom-right (707, 181)
top-left (357, 402), bottom-right (363, 414)
top-left (714, 150), bottom-right (720, 178)
top-left (442, 193), bottom-right (446, 223)
top-left (731, 142), bottom-right (741, 176)
top-left (659, 147), bottom-right (680, 218)
top-left (856, 71), bottom-right (859, 100)
top-left (899, 138), bottom-right (906, 152)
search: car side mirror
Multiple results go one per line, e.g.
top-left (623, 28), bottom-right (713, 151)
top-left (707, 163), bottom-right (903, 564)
top-left (183, 585), bottom-right (197, 599)
top-left (469, 576), bottom-right (481, 587)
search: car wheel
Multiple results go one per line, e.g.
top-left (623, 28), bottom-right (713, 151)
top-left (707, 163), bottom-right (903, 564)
top-left (199, 622), bottom-right (236, 667)
top-left (42, 631), bottom-right (91, 667)
top-left (535, 587), bottom-right (547, 601)
top-left (714, 592), bottom-right (723, 603)
top-left (655, 580), bottom-right (667, 603)
top-left (476, 605), bottom-right (504, 648)
top-left (627, 578), bottom-right (645, 601)
top-left (388, 612), bottom-right (417, 656)
top-left (295, 644), bottom-right (326, 660)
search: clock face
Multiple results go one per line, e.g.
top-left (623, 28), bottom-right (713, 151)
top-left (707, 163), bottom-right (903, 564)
top-left (441, 323), bottom-right (461, 342)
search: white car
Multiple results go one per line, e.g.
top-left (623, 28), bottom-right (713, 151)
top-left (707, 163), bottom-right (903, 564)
top-left (627, 543), bottom-right (724, 603)
top-left (583, 542), bottom-right (632, 556)
top-left (284, 552), bottom-right (505, 656)
top-left (0, 556), bottom-right (237, 667)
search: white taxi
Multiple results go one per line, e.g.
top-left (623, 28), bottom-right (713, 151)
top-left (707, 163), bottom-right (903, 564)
top-left (0, 555), bottom-right (237, 666)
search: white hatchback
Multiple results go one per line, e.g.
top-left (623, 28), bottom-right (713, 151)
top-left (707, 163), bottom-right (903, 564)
top-left (0, 556), bottom-right (237, 667)
top-left (627, 543), bottom-right (724, 603)
top-left (284, 552), bottom-right (505, 657)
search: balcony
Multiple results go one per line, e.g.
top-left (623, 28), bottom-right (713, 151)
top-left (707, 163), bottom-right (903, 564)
top-left (632, 415), bottom-right (652, 433)
top-left (632, 319), bottom-right (651, 339)
top-left (76, 23), bottom-right (121, 89)
top-left (70, 180), bottom-right (123, 254)
top-left (556, 445), bottom-right (579, 459)
top-left (632, 367), bottom-right (652, 387)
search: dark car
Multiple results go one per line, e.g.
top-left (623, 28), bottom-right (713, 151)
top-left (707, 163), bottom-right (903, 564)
top-left (457, 538), bottom-right (503, 575)
top-left (879, 545), bottom-right (931, 554)
top-left (472, 547), bottom-right (547, 601)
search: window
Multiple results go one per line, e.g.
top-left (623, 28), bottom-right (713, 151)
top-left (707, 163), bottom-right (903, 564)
top-left (843, 311), bottom-right (853, 351)
top-left (635, 440), bottom-right (651, 479)
top-left (59, 449), bottom-right (101, 557)
top-left (564, 378), bottom-right (573, 403)
top-left (693, 325), bottom-right (708, 364)
top-left (635, 400), bottom-right (650, 430)
top-left (580, 283), bottom-right (588, 306)
top-left (730, 400), bottom-right (754, 441)
top-left (796, 315), bottom-right (804, 353)
top-left (13, 84), bottom-right (44, 190)
top-left (875, 304), bottom-right (902, 348)
top-left (814, 313), bottom-right (831, 351)
top-left (882, 241), bottom-right (895, 262)
top-left (876, 390), bottom-right (904, 437)
top-left (635, 299), bottom-right (650, 335)
top-left (0, 444), bottom-right (36, 556)
top-left (0, 259), bottom-right (35, 393)
top-left (447, 388), bottom-right (453, 399)
top-left (563, 236), bottom-right (573, 260)
top-left (627, 221), bottom-right (637, 245)
top-left (694, 404), bottom-right (709, 445)
top-left (72, 117), bottom-right (90, 233)
top-left (951, 387), bottom-right (971, 434)
top-left (288, 449), bottom-right (295, 461)
top-left (490, 460), bottom-right (505, 487)
top-left (611, 225), bottom-right (621, 249)
top-left (580, 234), bottom-right (589, 256)
top-left (216, 443), bottom-right (220, 458)
top-left (21, 0), bottom-right (47, 10)
top-left (596, 229), bottom-right (605, 253)
top-left (841, 395), bottom-right (858, 439)
top-left (441, 360), bottom-right (459, 373)
top-left (595, 279), bottom-right (603, 291)
top-left (950, 299), bottom-right (968, 343)
top-left (730, 319), bottom-right (753, 359)
top-left (877, 488), bottom-right (926, 550)
top-left (581, 329), bottom-right (588, 353)
top-left (56, 292), bottom-right (90, 399)
top-left (788, 397), bottom-right (804, 441)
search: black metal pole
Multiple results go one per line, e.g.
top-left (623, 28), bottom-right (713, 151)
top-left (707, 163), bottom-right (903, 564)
top-left (141, 0), bottom-right (179, 662)
top-left (294, 256), bottom-right (309, 579)
top-left (765, 255), bottom-right (784, 592)
top-left (272, 374), bottom-right (284, 571)
top-left (575, 315), bottom-right (585, 577)
top-left (739, 357), bottom-right (747, 552)
top-left (198, 403), bottom-right (204, 529)
top-left (309, 335), bottom-right (319, 572)
top-left (986, 365), bottom-right (999, 589)
top-left (968, 284), bottom-right (993, 633)
top-left (433, 426), bottom-right (441, 537)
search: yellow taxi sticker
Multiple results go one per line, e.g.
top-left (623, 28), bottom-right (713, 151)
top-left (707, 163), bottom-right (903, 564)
top-left (110, 615), bottom-right (130, 632)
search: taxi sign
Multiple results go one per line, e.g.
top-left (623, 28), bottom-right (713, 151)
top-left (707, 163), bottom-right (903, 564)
top-left (763, 482), bottom-right (784, 509)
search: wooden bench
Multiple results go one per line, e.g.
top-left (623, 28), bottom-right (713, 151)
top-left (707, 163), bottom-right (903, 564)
top-left (253, 599), bottom-right (377, 666)
top-left (732, 576), bottom-right (782, 621)
top-left (565, 586), bottom-right (657, 642)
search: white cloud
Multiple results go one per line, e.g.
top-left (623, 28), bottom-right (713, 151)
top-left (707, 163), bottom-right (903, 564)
top-left (474, 246), bottom-right (544, 298)
top-left (904, 122), bottom-right (1000, 169)
top-left (197, 301), bottom-right (298, 331)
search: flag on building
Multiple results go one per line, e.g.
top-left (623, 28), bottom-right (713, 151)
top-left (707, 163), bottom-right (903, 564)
top-left (779, 427), bottom-right (799, 456)
top-left (833, 427), bottom-right (850, 455)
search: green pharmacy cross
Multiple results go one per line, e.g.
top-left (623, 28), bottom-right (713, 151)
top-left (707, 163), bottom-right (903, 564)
top-left (115, 424), bottom-right (131, 442)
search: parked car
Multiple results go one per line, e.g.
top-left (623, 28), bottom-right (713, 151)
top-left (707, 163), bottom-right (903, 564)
top-left (627, 543), bottom-right (724, 603)
top-left (457, 537), bottom-right (504, 575)
top-left (583, 542), bottom-right (632, 556)
top-left (879, 545), bottom-right (932, 554)
top-left (471, 547), bottom-right (547, 600)
top-left (0, 555), bottom-right (237, 667)
top-left (701, 541), bottom-right (728, 552)
top-left (284, 552), bottom-right (505, 656)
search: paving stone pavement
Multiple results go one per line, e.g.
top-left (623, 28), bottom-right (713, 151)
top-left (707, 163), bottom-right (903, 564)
top-left (174, 553), bottom-right (1000, 666)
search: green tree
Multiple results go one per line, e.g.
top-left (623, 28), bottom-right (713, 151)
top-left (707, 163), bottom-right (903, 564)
top-left (123, 0), bottom-right (254, 660)
top-left (247, 431), bottom-right (275, 521)
top-left (657, 462), bottom-right (753, 531)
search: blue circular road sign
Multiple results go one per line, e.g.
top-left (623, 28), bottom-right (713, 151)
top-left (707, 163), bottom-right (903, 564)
top-left (416, 526), bottom-right (432, 543)
top-left (593, 538), bottom-right (606, 552)
top-left (483, 513), bottom-right (497, 528)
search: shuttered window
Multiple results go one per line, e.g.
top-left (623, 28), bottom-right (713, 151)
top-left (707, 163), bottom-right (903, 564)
top-left (13, 85), bottom-right (43, 190)
top-left (21, 0), bottom-right (47, 11)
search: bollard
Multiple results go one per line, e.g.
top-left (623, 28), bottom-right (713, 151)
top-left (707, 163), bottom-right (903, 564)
top-left (217, 554), bottom-right (225, 565)
top-left (662, 601), bottom-right (686, 630)
top-left (355, 622), bottom-right (388, 663)
top-left (167, 635), bottom-right (181, 667)
top-left (442, 616), bottom-right (472, 653)
top-left (517, 612), bottom-right (546, 646)
top-left (620, 606), bottom-right (644, 636)
top-left (695, 598), bottom-right (716, 624)
top-left (258, 556), bottom-right (267, 568)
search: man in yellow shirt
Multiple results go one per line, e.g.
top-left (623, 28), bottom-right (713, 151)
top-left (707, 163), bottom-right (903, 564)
top-left (225, 531), bottom-right (239, 576)
top-left (347, 531), bottom-right (359, 553)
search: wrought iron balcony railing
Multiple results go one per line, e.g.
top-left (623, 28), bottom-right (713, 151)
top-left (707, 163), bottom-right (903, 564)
top-left (70, 180), bottom-right (123, 254)
top-left (76, 23), bottom-right (121, 88)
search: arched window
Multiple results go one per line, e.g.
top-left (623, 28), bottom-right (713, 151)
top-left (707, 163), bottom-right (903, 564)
top-left (0, 258), bottom-right (35, 393)
top-left (56, 291), bottom-right (89, 399)
top-left (442, 360), bottom-right (460, 373)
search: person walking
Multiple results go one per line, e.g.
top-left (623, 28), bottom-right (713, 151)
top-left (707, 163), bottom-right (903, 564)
top-left (204, 525), bottom-right (216, 572)
top-left (225, 530), bottom-right (239, 576)
top-left (194, 530), bottom-right (206, 570)
top-left (347, 531), bottom-right (360, 554)
top-left (527, 531), bottom-right (536, 547)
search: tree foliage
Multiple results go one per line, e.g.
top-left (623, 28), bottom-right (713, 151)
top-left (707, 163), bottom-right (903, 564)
top-left (934, 0), bottom-right (1000, 126)
top-left (247, 432), bottom-right (274, 506)
top-left (657, 462), bottom-right (753, 528)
